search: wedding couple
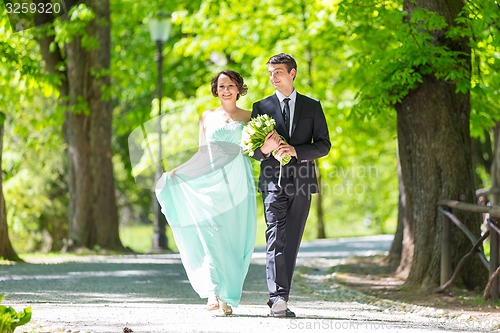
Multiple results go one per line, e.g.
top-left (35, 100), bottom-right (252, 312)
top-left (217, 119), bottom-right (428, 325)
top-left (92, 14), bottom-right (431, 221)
top-left (155, 53), bottom-right (331, 317)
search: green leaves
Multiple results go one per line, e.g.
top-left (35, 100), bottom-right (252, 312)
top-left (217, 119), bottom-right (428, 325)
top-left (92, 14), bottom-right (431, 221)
top-left (54, 3), bottom-right (96, 48)
top-left (337, 0), bottom-right (498, 128)
top-left (0, 296), bottom-right (32, 333)
top-left (408, 7), bottom-right (447, 31)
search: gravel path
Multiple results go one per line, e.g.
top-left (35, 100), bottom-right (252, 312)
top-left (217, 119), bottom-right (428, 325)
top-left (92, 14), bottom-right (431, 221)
top-left (1, 235), bottom-right (499, 333)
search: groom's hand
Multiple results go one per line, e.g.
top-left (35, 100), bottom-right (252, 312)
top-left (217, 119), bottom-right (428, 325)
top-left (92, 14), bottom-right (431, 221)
top-left (275, 142), bottom-right (297, 158)
top-left (260, 130), bottom-right (281, 155)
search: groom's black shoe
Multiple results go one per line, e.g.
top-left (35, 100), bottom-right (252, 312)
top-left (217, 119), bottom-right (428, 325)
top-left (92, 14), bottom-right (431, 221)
top-left (284, 308), bottom-right (296, 317)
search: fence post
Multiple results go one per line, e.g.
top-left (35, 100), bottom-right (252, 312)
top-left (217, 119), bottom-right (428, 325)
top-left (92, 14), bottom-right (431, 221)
top-left (489, 221), bottom-right (499, 300)
top-left (441, 213), bottom-right (452, 286)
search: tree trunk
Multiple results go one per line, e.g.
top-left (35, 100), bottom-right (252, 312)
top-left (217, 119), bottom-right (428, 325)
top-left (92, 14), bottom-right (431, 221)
top-left (65, 37), bottom-right (95, 247)
top-left (397, 0), bottom-right (489, 291)
top-left (492, 122), bottom-right (500, 200)
top-left (388, 151), bottom-right (412, 274)
top-left (37, 0), bottom-right (123, 250)
top-left (489, 122), bottom-right (500, 298)
top-left (89, 0), bottom-right (121, 247)
top-left (316, 159), bottom-right (326, 239)
top-left (0, 112), bottom-right (20, 261)
top-left (397, 72), bottom-right (487, 289)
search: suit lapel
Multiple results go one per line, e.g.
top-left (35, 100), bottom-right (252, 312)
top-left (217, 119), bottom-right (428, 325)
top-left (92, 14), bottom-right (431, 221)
top-left (291, 93), bottom-right (303, 137)
top-left (265, 95), bottom-right (288, 140)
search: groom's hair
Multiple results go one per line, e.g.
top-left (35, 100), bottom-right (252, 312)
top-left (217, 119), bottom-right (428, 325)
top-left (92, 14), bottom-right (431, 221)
top-left (267, 53), bottom-right (297, 74)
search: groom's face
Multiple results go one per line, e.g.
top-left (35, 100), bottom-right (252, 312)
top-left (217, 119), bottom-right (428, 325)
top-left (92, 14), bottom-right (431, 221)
top-left (268, 64), bottom-right (295, 95)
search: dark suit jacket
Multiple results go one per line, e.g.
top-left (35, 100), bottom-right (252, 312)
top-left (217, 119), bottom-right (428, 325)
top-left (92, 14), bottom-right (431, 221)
top-left (251, 92), bottom-right (331, 193)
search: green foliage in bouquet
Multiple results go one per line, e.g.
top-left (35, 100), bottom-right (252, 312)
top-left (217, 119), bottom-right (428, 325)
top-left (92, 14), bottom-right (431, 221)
top-left (0, 296), bottom-right (32, 333)
top-left (241, 114), bottom-right (291, 165)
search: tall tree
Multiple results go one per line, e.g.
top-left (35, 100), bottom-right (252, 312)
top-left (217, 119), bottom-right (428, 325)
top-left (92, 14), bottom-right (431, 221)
top-left (396, 0), bottom-right (487, 289)
top-left (337, 0), bottom-right (498, 289)
top-left (35, 0), bottom-right (122, 249)
top-left (0, 112), bottom-right (20, 261)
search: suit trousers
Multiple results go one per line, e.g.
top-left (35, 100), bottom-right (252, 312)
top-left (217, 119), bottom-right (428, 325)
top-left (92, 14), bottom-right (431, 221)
top-left (262, 183), bottom-right (312, 307)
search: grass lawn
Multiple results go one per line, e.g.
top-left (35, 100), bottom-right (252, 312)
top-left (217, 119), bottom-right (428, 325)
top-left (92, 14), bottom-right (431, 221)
top-left (120, 223), bottom-right (178, 253)
top-left (120, 222), bottom-right (267, 254)
top-left (120, 216), bottom-right (389, 255)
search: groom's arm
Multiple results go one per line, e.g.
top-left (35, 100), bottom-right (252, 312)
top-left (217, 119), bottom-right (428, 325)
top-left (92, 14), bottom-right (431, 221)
top-left (294, 100), bottom-right (331, 162)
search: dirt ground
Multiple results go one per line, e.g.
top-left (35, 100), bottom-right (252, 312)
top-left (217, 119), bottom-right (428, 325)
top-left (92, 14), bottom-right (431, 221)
top-left (334, 255), bottom-right (500, 322)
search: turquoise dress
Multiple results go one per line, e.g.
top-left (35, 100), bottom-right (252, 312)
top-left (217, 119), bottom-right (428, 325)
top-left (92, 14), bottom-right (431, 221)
top-left (155, 121), bottom-right (256, 307)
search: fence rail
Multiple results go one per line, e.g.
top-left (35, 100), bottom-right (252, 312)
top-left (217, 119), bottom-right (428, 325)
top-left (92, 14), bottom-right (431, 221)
top-left (436, 189), bottom-right (500, 301)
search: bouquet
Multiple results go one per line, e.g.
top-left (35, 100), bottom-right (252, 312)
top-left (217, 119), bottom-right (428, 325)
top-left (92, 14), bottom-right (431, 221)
top-left (241, 114), bottom-right (291, 165)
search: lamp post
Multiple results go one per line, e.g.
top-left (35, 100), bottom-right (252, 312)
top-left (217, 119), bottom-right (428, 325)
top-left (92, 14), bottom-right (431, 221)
top-left (149, 11), bottom-right (171, 251)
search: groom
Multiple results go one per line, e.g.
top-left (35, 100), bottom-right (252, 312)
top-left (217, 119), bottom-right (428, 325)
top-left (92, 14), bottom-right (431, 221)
top-left (251, 53), bottom-right (331, 317)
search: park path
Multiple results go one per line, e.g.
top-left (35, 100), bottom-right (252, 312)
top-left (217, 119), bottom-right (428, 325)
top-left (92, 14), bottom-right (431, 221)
top-left (1, 235), bottom-right (498, 333)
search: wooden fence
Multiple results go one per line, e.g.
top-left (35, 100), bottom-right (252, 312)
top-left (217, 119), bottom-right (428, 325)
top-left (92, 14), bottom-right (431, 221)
top-left (436, 188), bottom-right (500, 301)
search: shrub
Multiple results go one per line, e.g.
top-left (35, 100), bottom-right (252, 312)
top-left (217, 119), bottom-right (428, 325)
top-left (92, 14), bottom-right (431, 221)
top-left (0, 295), bottom-right (32, 333)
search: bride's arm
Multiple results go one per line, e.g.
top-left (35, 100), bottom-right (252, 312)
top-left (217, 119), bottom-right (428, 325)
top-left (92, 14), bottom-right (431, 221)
top-left (198, 112), bottom-right (207, 147)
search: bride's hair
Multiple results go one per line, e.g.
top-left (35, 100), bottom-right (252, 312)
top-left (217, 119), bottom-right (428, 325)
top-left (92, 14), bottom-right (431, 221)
top-left (211, 70), bottom-right (248, 100)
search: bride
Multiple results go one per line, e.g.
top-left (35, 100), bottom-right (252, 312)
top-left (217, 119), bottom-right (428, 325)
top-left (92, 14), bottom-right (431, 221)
top-left (155, 70), bottom-right (256, 315)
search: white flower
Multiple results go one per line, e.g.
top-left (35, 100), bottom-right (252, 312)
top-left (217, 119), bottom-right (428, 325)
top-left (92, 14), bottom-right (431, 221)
top-left (240, 113), bottom-right (291, 165)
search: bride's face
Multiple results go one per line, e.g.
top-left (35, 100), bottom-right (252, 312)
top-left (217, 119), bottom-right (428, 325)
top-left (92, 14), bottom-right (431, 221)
top-left (217, 74), bottom-right (239, 103)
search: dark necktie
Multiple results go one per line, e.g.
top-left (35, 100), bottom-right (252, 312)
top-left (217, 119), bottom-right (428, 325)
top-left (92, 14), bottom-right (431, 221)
top-left (283, 98), bottom-right (290, 134)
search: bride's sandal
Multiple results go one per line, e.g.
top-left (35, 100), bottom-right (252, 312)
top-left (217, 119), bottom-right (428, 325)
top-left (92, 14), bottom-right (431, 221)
top-left (206, 295), bottom-right (219, 311)
top-left (218, 300), bottom-right (232, 315)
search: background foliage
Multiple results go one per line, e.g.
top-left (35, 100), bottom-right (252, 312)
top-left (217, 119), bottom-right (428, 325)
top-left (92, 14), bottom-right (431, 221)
top-left (0, 0), bottom-right (497, 253)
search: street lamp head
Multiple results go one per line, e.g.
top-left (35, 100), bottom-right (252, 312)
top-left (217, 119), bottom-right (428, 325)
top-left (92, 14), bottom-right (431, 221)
top-left (148, 11), bottom-right (172, 43)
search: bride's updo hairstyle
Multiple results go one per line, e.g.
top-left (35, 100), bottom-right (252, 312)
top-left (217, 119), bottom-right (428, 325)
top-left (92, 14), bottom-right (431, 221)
top-left (211, 70), bottom-right (248, 100)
